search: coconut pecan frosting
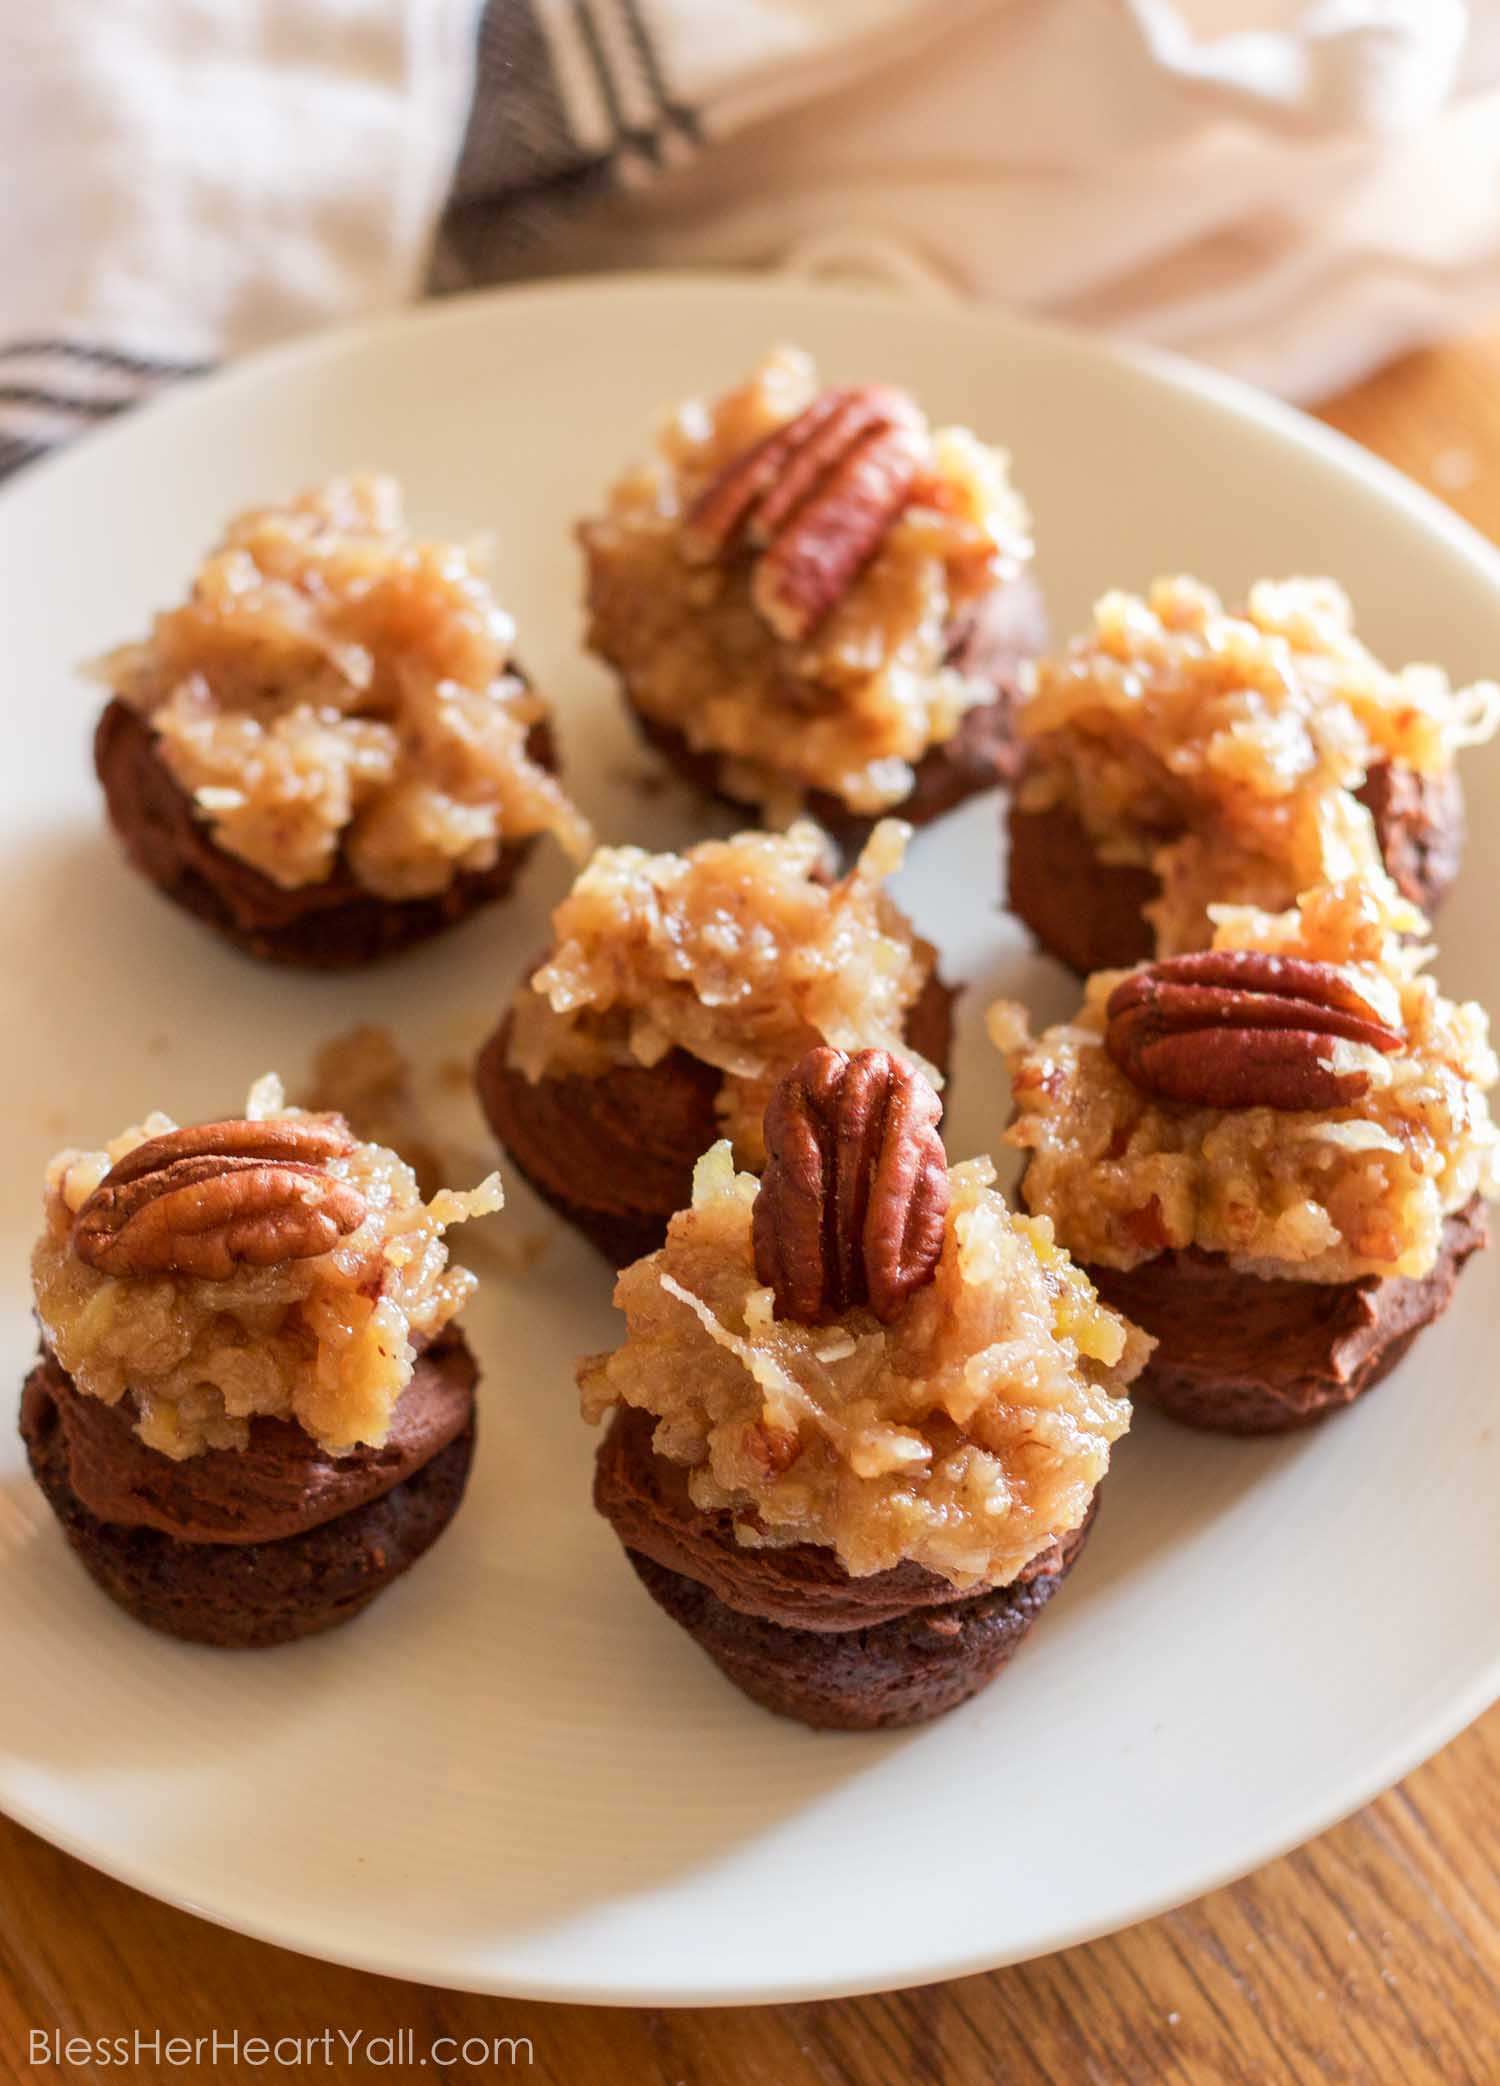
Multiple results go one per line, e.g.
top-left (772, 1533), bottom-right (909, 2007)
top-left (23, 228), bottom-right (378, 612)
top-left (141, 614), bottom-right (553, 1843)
top-left (32, 1076), bottom-right (501, 1460)
top-left (580, 345), bottom-right (1034, 818)
top-left (1013, 575), bottom-right (1500, 955)
top-left (505, 818), bottom-right (943, 1167)
top-left (995, 875), bottom-right (1500, 1284)
top-left (95, 475), bottom-right (590, 900)
top-left (579, 1049), bottom-right (1144, 1589)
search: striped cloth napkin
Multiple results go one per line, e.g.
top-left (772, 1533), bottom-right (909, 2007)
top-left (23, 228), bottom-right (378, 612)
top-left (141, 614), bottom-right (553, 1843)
top-left (5, 0), bottom-right (1500, 481)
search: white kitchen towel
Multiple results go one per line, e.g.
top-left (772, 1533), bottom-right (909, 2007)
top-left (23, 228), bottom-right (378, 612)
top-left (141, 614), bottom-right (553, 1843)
top-left (0, 0), bottom-right (476, 475)
top-left (5, 0), bottom-right (1500, 478)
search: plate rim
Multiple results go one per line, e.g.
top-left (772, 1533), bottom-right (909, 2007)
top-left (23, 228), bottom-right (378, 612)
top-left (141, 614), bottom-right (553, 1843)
top-left (5, 269), bottom-right (1500, 2004)
top-left (3, 1648), bottom-right (1498, 2007)
top-left (8, 267), bottom-right (1500, 603)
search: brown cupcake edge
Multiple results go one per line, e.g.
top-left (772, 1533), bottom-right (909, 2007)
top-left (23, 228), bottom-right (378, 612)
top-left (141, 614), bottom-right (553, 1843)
top-left (595, 1407), bottom-right (1096, 1731)
top-left (95, 698), bottom-right (555, 969)
top-left (43, 1334), bottom-right (476, 1545)
top-left (1085, 1198), bottom-right (1488, 1435)
top-left (475, 969), bottom-right (956, 1267)
top-left (19, 1334), bottom-right (479, 1647)
top-left (1006, 760), bottom-right (1465, 978)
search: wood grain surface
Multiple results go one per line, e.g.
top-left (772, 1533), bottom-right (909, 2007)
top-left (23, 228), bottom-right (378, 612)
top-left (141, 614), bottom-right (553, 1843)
top-left (5, 327), bottom-right (1500, 2086)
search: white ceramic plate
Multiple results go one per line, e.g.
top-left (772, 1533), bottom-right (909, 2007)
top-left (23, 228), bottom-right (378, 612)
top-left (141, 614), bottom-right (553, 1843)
top-left (3, 278), bottom-right (1499, 2006)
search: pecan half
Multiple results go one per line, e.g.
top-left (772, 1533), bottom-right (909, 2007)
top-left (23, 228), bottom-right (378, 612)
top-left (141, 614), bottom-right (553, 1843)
top-left (1104, 952), bottom-right (1404, 1112)
top-left (73, 1116), bottom-right (367, 1280)
top-left (752, 1046), bottom-right (949, 1324)
top-left (679, 385), bottom-right (924, 642)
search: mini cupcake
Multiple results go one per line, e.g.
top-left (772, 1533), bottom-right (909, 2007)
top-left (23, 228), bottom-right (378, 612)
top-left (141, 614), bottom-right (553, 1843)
top-left (94, 476), bottom-right (590, 966)
top-left (580, 346), bottom-right (1045, 845)
top-left (1007, 577), bottom-right (1499, 974)
top-left (580, 1047), bottom-right (1146, 1730)
top-left (476, 819), bottom-right (953, 1264)
top-left (21, 1077), bottom-right (501, 1645)
top-left (994, 875), bottom-right (1498, 1433)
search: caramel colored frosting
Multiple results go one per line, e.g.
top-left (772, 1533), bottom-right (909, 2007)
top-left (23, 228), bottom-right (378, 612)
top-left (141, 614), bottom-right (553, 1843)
top-left (580, 345), bottom-right (1034, 818)
top-left (578, 1144), bottom-right (1144, 1590)
top-left (95, 475), bottom-right (590, 899)
top-left (994, 875), bottom-right (1500, 1284)
top-left (506, 818), bottom-right (941, 1165)
top-left (1016, 576), bottom-right (1500, 954)
top-left (31, 1076), bottom-right (502, 1460)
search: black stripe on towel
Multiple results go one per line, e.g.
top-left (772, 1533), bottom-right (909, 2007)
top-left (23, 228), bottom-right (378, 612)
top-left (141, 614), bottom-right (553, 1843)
top-left (0, 338), bottom-right (212, 380)
top-left (0, 383), bottom-right (135, 420)
top-left (428, 0), bottom-right (702, 292)
top-left (572, 0), bottom-right (662, 164)
top-left (430, 0), bottom-right (610, 287)
top-left (0, 431), bottom-right (49, 480)
top-left (444, 0), bottom-right (582, 209)
top-left (615, 0), bottom-right (701, 144)
top-left (0, 340), bottom-right (211, 480)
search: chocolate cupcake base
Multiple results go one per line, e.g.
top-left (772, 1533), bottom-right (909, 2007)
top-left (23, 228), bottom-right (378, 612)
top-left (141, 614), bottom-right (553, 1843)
top-left (1006, 759), bottom-right (1465, 977)
top-left (596, 1407), bottom-right (1094, 1730)
top-left (476, 970), bottom-right (955, 1267)
top-left (20, 1335), bottom-right (478, 1647)
top-left (625, 573), bottom-right (1048, 853)
top-left (1085, 1198), bottom-right (1487, 1435)
top-left (95, 699), bottom-right (554, 968)
top-left (1006, 800), bottom-right (1158, 978)
top-left (476, 1039), bottom-right (723, 1268)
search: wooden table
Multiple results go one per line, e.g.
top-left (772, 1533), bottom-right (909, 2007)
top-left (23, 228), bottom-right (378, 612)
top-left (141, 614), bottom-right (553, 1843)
top-left (5, 328), bottom-right (1500, 2086)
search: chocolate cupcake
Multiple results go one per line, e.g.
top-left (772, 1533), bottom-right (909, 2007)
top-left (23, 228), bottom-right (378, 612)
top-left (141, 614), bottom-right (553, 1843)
top-left (23, 1078), bottom-right (502, 1645)
top-left (579, 1048), bottom-right (1147, 1729)
top-left (995, 874), bottom-right (1498, 1433)
top-left (1007, 576), bottom-right (1498, 973)
top-left (476, 819), bottom-right (954, 1264)
top-left (580, 346), bottom-right (1045, 846)
top-left (92, 475), bottom-right (590, 966)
